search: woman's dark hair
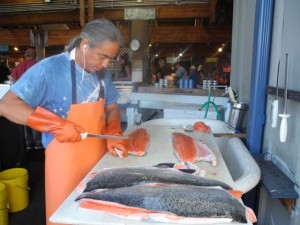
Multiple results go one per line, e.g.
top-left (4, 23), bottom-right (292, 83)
top-left (119, 53), bottom-right (131, 66)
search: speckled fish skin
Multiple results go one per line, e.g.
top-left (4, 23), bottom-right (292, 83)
top-left (83, 167), bottom-right (232, 192)
top-left (76, 185), bottom-right (247, 223)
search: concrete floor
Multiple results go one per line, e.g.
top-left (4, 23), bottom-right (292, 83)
top-left (8, 148), bottom-right (46, 225)
top-left (7, 122), bottom-right (130, 225)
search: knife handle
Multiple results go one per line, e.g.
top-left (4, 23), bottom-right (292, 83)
top-left (228, 87), bottom-right (236, 102)
top-left (279, 114), bottom-right (290, 142)
top-left (114, 148), bottom-right (124, 158)
top-left (80, 132), bottom-right (88, 140)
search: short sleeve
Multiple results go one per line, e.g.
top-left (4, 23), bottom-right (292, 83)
top-left (103, 71), bottom-right (120, 105)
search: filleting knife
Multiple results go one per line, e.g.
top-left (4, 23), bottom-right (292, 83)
top-left (80, 132), bottom-right (128, 140)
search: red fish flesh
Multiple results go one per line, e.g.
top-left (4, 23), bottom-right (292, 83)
top-left (172, 132), bottom-right (217, 165)
top-left (125, 128), bottom-right (149, 156)
top-left (193, 121), bottom-right (211, 133)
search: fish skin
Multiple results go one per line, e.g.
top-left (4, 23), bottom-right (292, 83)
top-left (83, 167), bottom-right (232, 192)
top-left (76, 185), bottom-right (247, 223)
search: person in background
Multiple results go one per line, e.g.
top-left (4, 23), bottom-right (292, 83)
top-left (188, 65), bottom-right (199, 88)
top-left (0, 19), bottom-right (127, 225)
top-left (0, 61), bottom-right (10, 83)
top-left (174, 61), bottom-right (187, 87)
top-left (117, 53), bottom-right (131, 81)
top-left (9, 48), bottom-right (42, 150)
top-left (197, 64), bottom-right (205, 85)
top-left (155, 58), bottom-right (169, 82)
top-left (10, 48), bottom-right (37, 82)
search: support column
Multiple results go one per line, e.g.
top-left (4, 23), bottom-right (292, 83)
top-left (80, 0), bottom-right (85, 28)
top-left (246, 0), bottom-right (275, 155)
top-left (88, 0), bottom-right (94, 22)
top-left (131, 20), bottom-right (149, 84)
top-left (31, 30), bottom-right (46, 61)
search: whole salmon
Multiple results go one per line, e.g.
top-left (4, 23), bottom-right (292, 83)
top-left (76, 184), bottom-right (255, 223)
top-left (83, 166), bottom-right (232, 192)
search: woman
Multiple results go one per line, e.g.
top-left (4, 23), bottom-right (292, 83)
top-left (118, 53), bottom-right (131, 81)
top-left (155, 58), bottom-right (169, 82)
top-left (188, 65), bottom-right (199, 88)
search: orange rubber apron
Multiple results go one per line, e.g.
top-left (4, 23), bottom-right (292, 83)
top-left (45, 59), bottom-right (107, 225)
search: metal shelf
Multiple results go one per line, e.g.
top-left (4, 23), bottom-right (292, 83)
top-left (267, 86), bottom-right (300, 102)
top-left (254, 155), bottom-right (299, 199)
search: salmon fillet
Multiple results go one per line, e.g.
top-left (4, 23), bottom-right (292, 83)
top-left (172, 132), bottom-right (217, 165)
top-left (125, 128), bottom-right (149, 156)
top-left (193, 121), bottom-right (211, 133)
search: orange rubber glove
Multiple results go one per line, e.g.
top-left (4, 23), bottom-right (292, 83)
top-left (105, 120), bottom-right (128, 157)
top-left (27, 106), bottom-right (85, 143)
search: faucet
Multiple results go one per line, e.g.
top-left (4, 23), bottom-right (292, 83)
top-left (208, 85), bottom-right (229, 97)
top-left (208, 85), bottom-right (239, 100)
top-left (201, 87), bottom-right (222, 120)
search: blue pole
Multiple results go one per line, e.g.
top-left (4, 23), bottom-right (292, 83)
top-left (244, 0), bottom-right (275, 210)
top-left (246, 0), bottom-right (275, 155)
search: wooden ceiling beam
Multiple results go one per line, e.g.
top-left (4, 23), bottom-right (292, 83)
top-left (0, 30), bottom-right (31, 46)
top-left (0, 25), bottom-right (230, 47)
top-left (150, 26), bottom-right (232, 44)
top-left (48, 30), bottom-right (81, 46)
top-left (0, 0), bottom-right (44, 3)
top-left (0, 10), bottom-right (80, 27)
top-left (0, 4), bottom-right (212, 26)
top-left (84, 5), bottom-right (212, 21)
top-left (154, 5), bottom-right (211, 19)
top-left (0, 26), bottom-right (131, 46)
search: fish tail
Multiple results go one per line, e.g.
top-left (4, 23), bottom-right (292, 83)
top-left (75, 193), bottom-right (91, 201)
top-left (154, 163), bottom-right (176, 168)
top-left (153, 162), bottom-right (197, 174)
top-left (76, 181), bottom-right (87, 193)
top-left (245, 206), bottom-right (257, 223)
top-left (227, 190), bottom-right (243, 199)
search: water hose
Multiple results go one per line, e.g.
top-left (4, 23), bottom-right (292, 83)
top-left (202, 88), bottom-right (221, 120)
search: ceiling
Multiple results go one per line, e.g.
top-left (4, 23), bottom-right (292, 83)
top-left (0, 0), bottom-right (233, 59)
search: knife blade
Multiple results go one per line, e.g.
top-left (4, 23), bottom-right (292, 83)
top-left (213, 133), bottom-right (246, 138)
top-left (80, 132), bottom-right (128, 140)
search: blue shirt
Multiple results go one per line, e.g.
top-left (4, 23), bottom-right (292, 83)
top-left (188, 70), bottom-right (199, 88)
top-left (11, 51), bottom-right (119, 147)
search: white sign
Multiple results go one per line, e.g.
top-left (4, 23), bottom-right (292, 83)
top-left (166, 57), bottom-right (176, 64)
top-left (124, 8), bottom-right (155, 20)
